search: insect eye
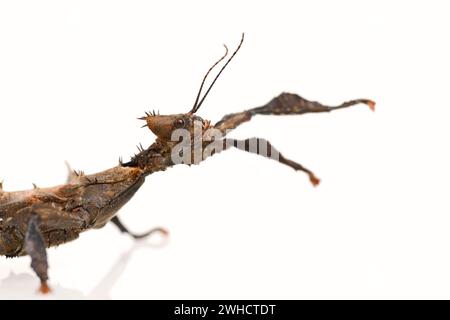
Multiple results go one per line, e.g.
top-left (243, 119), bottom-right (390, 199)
top-left (175, 118), bottom-right (185, 127)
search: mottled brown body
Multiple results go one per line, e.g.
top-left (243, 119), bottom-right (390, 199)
top-left (0, 92), bottom-right (374, 258)
top-left (0, 134), bottom-right (179, 255)
top-left (0, 166), bottom-right (141, 255)
top-left (0, 34), bottom-right (375, 293)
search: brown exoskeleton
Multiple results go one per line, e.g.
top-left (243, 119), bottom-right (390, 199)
top-left (0, 34), bottom-right (375, 293)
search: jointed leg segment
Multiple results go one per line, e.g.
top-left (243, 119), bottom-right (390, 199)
top-left (25, 215), bottom-right (50, 294)
top-left (110, 216), bottom-right (168, 239)
top-left (214, 92), bottom-right (375, 134)
top-left (205, 138), bottom-right (320, 186)
top-left (208, 93), bottom-right (374, 185)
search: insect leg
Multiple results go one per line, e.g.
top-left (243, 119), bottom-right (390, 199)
top-left (205, 138), bottom-right (320, 186)
top-left (25, 215), bottom-right (51, 294)
top-left (215, 92), bottom-right (375, 135)
top-left (110, 216), bottom-right (168, 240)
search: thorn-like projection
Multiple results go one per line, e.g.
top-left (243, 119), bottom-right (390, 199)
top-left (138, 117), bottom-right (150, 128)
top-left (119, 157), bottom-right (123, 165)
top-left (65, 161), bottom-right (84, 184)
top-left (32, 183), bottom-right (38, 189)
top-left (72, 170), bottom-right (84, 177)
top-left (136, 143), bottom-right (144, 152)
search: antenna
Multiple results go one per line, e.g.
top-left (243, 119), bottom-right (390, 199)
top-left (189, 45), bottom-right (229, 114)
top-left (189, 33), bottom-right (245, 114)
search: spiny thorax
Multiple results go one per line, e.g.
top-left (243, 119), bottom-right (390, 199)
top-left (122, 140), bottom-right (174, 175)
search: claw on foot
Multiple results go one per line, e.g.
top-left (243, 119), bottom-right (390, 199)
top-left (309, 173), bottom-right (321, 187)
top-left (38, 281), bottom-right (51, 294)
top-left (158, 228), bottom-right (170, 237)
top-left (366, 100), bottom-right (376, 112)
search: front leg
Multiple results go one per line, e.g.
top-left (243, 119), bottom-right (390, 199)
top-left (204, 137), bottom-right (320, 186)
top-left (24, 215), bottom-right (51, 294)
top-left (215, 92), bottom-right (375, 134)
top-left (110, 216), bottom-right (168, 240)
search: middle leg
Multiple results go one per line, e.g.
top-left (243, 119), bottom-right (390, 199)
top-left (110, 216), bottom-right (168, 240)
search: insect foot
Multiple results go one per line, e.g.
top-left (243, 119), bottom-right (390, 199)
top-left (38, 282), bottom-right (51, 294)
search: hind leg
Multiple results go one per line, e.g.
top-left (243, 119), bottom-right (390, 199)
top-left (25, 215), bottom-right (51, 294)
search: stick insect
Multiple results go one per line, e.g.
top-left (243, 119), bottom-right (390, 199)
top-left (0, 34), bottom-right (375, 293)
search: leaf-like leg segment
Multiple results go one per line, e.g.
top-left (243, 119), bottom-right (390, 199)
top-left (110, 216), bottom-right (168, 240)
top-left (25, 215), bottom-right (51, 294)
top-left (205, 138), bottom-right (320, 186)
top-left (214, 92), bottom-right (375, 135)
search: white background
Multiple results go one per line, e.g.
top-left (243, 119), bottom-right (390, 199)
top-left (0, 0), bottom-right (449, 299)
